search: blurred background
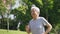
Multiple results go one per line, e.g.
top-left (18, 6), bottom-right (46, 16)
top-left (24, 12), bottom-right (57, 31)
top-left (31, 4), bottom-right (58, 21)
top-left (0, 0), bottom-right (60, 34)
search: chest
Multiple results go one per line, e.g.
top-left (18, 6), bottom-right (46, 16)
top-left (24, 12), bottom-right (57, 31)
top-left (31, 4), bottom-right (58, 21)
top-left (30, 20), bottom-right (43, 29)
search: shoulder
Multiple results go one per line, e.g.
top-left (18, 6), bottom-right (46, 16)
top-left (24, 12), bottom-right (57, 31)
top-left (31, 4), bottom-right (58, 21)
top-left (39, 17), bottom-right (47, 21)
top-left (39, 17), bottom-right (45, 19)
top-left (29, 19), bottom-right (33, 23)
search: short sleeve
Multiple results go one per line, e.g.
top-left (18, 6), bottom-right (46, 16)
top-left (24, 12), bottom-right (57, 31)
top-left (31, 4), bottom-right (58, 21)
top-left (29, 22), bottom-right (31, 29)
top-left (42, 17), bottom-right (49, 26)
top-left (28, 20), bottom-right (32, 29)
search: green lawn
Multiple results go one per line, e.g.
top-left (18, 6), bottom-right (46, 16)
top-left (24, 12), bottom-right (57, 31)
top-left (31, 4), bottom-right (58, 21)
top-left (0, 29), bottom-right (27, 34)
top-left (0, 29), bottom-right (54, 34)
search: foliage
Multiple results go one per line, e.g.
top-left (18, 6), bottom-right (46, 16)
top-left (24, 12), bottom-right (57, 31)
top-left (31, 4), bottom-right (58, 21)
top-left (0, 0), bottom-right (60, 33)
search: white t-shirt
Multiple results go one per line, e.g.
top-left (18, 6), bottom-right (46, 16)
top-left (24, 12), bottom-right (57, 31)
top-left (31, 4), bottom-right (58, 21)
top-left (29, 17), bottom-right (49, 34)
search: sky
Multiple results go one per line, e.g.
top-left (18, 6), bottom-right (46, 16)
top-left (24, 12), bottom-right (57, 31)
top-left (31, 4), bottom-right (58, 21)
top-left (12, 0), bottom-right (22, 9)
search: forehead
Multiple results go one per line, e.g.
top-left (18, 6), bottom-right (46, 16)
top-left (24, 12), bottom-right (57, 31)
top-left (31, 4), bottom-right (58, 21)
top-left (31, 9), bottom-right (40, 14)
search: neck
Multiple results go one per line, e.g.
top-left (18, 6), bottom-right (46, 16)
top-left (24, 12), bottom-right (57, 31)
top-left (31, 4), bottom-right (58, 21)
top-left (33, 16), bottom-right (39, 20)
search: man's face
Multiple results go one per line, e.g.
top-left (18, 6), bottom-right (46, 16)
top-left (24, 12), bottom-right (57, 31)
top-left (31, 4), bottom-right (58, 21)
top-left (31, 9), bottom-right (38, 18)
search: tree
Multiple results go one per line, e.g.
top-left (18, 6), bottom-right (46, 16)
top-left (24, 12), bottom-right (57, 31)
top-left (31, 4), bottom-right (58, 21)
top-left (0, 0), bottom-right (15, 31)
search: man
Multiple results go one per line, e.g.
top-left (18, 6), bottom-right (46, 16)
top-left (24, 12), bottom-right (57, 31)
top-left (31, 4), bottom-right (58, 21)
top-left (25, 5), bottom-right (52, 34)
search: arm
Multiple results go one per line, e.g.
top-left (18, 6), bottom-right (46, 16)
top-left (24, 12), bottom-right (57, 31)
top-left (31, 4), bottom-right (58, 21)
top-left (44, 23), bottom-right (52, 34)
top-left (42, 17), bottom-right (52, 34)
top-left (25, 25), bottom-right (31, 34)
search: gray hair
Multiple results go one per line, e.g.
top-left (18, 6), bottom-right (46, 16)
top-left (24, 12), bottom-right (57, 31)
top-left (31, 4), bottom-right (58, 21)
top-left (31, 5), bottom-right (40, 14)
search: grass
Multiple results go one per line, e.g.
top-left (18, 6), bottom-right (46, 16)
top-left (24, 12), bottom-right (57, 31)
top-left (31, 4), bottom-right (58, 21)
top-left (0, 29), bottom-right (27, 34)
top-left (0, 29), bottom-right (54, 34)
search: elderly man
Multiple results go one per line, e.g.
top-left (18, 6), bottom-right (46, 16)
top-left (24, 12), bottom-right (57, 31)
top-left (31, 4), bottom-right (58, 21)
top-left (25, 5), bottom-right (52, 34)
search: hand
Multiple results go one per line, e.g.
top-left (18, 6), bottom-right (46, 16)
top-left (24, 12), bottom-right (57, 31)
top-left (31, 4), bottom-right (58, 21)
top-left (42, 32), bottom-right (47, 34)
